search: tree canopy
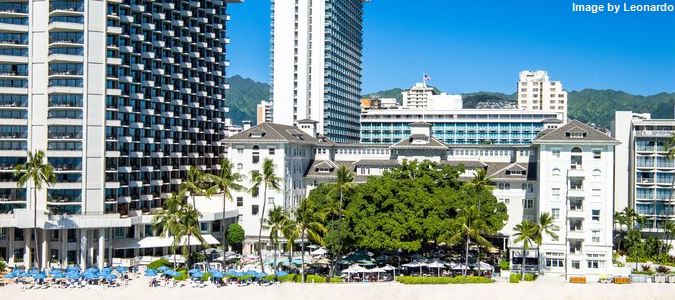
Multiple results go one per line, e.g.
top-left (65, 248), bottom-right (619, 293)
top-left (306, 160), bottom-right (508, 253)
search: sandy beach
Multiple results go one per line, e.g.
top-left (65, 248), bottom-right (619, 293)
top-left (3, 277), bottom-right (675, 300)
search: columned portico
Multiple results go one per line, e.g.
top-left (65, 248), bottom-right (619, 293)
top-left (41, 229), bottom-right (48, 270)
top-left (97, 229), bottom-right (105, 269)
top-left (79, 229), bottom-right (88, 269)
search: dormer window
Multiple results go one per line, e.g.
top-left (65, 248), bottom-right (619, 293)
top-left (565, 127), bottom-right (587, 139)
top-left (506, 170), bottom-right (526, 176)
top-left (317, 167), bottom-right (331, 173)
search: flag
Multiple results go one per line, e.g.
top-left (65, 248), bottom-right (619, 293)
top-left (423, 74), bottom-right (431, 81)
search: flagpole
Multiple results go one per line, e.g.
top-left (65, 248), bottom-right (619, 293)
top-left (422, 73), bottom-right (427, 88)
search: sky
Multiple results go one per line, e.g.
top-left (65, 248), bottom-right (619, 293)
top-left (227, 0), bottom-right (675, 95)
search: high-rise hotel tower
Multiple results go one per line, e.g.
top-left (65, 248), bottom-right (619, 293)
top-left (271, 0), bottom-right (367, 142)
top-left (0, 0), bottom-right (240, 269)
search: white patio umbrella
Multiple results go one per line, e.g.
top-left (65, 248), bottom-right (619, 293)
top-left (368, 267), bottom-right (386, 281)
top-left (450, 262), bottom-right (469, 271)
top-left (402, 262), bottom-right (426, 276)
top-left (474, 261), bottom-right (493, 271)
top-left (310, 247), bottom-right (328, 256)
top-left (382, 264), bottom-right (397, 277)
top-left (341, 264), bottom-right (368, 282)
top-left (426, 261), bottom-right (446, 276)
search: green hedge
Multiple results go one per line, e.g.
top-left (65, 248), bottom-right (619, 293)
top-left (0, 259), bottom-right (6, 273)
top-left (524, 273), bottom-right (537, 281)
top-left (396, 276), bottom-right (494, 284)
top-left (509, 274), bottom-right (520, 283)
top-left (264, 274), bottom-right (342, 283)
top-left (148, 258), bottom-right (170, 270)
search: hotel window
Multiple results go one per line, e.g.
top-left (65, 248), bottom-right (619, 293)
top-left (236, 163), bottom-right (243, 170)
top-left (593, 149), bottom-right (601, 159)
top-left (571, 260), bottom-right (580, 269)
top-left (251, 205), bottom-right (259, 215)
top-left (268, 197), bottom-right (274, 205)
top-left (14, 229), bottom-right (23, 241)
top-left (252, 145), bottom-right (260, 164)
top-left (0, 228), bottom-right (6, 240)
top-left (592, 230), bottom-right (600, 243)
top-left (50, 230), bottom-right (59, 242)
top-left (592, 209), bottom-right (600, 221)
top-left (237, 147), bottom-right (243, 154)
top-left (545, 252), bottom-right (564, 268)
top-left (551, 208), bottom-right (560, 220)
top-left (593, 169), bottom-right (601, 178)
top-left (522, 199), bottom-right (534, 209)
top-left (552, 149), bottom-right (561, 158)
top-left (268, 147), bottom-right (275, 155)
top-left (236, 197), bottom-right (243, 207)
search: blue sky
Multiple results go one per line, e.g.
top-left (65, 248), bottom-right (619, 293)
top-left (228, 0), bottom-right (675, 95)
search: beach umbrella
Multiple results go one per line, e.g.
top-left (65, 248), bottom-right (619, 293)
top-left (144, 269), bottom-right (158, 277)
top-left (275, 271), bottom-right (289, 277)
top-left (188, 268), bottom-right (201, 274)
top-left (101, 267), bottom-right (112, 274)
top-left (5, 273), bottom-right (16, 279)
top-left (86, 267), bottom-right (99, 274)
top-left (52, 273), bottom-right (65, 279)
top-left (211, 271), bottom-right (224, 278)
top-left (104, 274), bottom-right (117, 281)
top-left (66, 266), bottom-right (80, 272)
top-left (158, 266), bottom-right (170, 272)
top-left (84, 272), bottom-right (99, 280)
top-left (310, 247), bottom-right (328, 256)
top-left (426, 262), bottom-right (446, 276)
top-left (255, 272), bottom-right (267, 278)
top-left (190, 271), bottom-right (203, 278)
top-left (114, 266), bottom-right (128, 273)
top-left (244, 269), bottom-right (259, 276)
top-left (67, 273), bottom-right (80, 280)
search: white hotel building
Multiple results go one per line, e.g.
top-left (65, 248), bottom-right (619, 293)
top-left (224, 119), bottom-right (617, 280)
top-left (517, 70), bottom-right (568, 122)
top-left (0, 0), bottom-right (241, 270)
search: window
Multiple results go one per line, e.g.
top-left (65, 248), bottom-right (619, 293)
top-left (252, 145), bottom-right (260, 164)
top-left (571, 260), bottom-right (580, 269)
top-left (50, 230), bottom-right (59, 242)
top-left (236, 163), bottom-right (243, 170)
top-left (586, 254), bottom-right (605, 269)
top-left (593, 149), bottom-right (601, 159)
top-left (545, 252), bottom-right (565, 268)
top-left (200, 223), bottom-right (208, 233)
top-left (237, 147), bottom-right (243, 154)
top-left (592, 169), bottom-right (601, 178)
top-left (552, 168), bottom-right (561, 176)
top-left (251, 205), bottom-right (259, 215)
top-left (268, 147), bottom-right (275, 155)
top-left (236, 197), bottom-right (243, 207)
top-left (551, 208), bottom-right (560, 220)
top-left (268, 197), bottom-right (274, 205)
top-left (0, 228), bottom-right (6, 240)
top-left (251, 187), bottom-right (259, 197)
top-left (14, 229), bottom-right (23, 241)
top-left (522, 199), bottom-right (534, 209)
top-left (592, 209), bottom-right (600, 221)
top-left (552, 149), bottom-right (561, 158)
top-left (592, 230), bottom-right (600, 243)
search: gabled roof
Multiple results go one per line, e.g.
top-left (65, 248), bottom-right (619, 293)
top-left (486, 162), bottom-right (537, 181)
top-left (533, 120), bottom-right (618, 144)
top-left (224, 122), bottom-right (320, 145)
top-left (444, 160), bottom-right (488, 169)
top-left (390, 135), bottom-right (448, 150)
top-left (305, 160), bottom-right (355, 178)
top-left (353, 159), bottom-right (400, 167)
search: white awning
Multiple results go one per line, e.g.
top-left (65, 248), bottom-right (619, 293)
top-left (112, 234), bottom-right (220, 249)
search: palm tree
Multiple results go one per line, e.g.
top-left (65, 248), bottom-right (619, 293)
top-left (467, 167), bottom-right (493, 274)
top-left (180, 203), bottom-right (209, 267)
top-left (266, 206), bottom-right (289, 275)
top-left (535, 212), bottom-right (559, 273)
top-left (180, 166), bottom-right (212, 266)
top-left (512, 220), bottom-right (538, 281)
top-left (662, 220), bottom-right (675, 256)
top-left (14, 150), bottom-right (56, 270)
top-left (204, 158), bottom-right (245, 250)
top-left (614, 210), bottom-right (630, 252)
top-left (152, 192), bottom-right (186, 267)
top-left (326, 165), bottom-right (354, 276)
top-left (284, 199), bottom-right (326, 283)
top-left (445, 205), bottom-right (493, 276)
top-left (250, 158), bottom-right (281, 272)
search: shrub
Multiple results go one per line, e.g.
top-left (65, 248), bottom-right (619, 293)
top-left (396, 276), bottom-right (494, 284)
top-left (201, 272), bottom-right (212, 281)
top-left (174, 270), bottom-right (188, 281)
top-left (656, 265), bottom-right (670, 274)
top-left (498, 260), bottom-right (509, 270)
top-left (0, 259), bottom-right (6, 273)
top-left (148, 258), bottom-right (170, 270)
top-left (509, 274), bottom-right (520, 283)
top-left (641, 264), bottom-right (652, 272)
top-left (524, 273), bottom-right (537, 281)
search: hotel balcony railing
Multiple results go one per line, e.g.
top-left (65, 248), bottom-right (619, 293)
top-left (49, 16), bottom-right (83, 24)
top-left (47, 196), bottom-right (81, 203)
top-left (48, 70), bottom-right (83, 76)
top-left (49, 38), bottom-right (83, 44)
top-left (0, 132), bottom-right (27, 139)
top-left (53, 164), bottom-right (82, 171)
top-left (0, 18), bottom-right (28, 25)
top-left (49, 3), bottom-right (84, 12)
top-left (0, 4), bottom-right (28, 14)
top-left (48, 133), bottom-right (82, 139)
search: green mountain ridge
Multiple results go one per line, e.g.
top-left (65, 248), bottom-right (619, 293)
top-left (225, 76), bottom-right (675, 129)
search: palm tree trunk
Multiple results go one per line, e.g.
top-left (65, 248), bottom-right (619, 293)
top-left (226, 193), bottom-right (227, 251)
top-left (301, 230), bottom-right (305, 283)
top-left (464, 235), bottom-right (469, 277)
top-left (33, 186), bottom-right (39, 270)
top-left (258, 184), bottom-right (267, 272)
top-left (521, 246), bottom-right (527, 281)
top-left (273, 241), bottom-right (277, 275)
top-left (477, 245), bottom-right (481, 276)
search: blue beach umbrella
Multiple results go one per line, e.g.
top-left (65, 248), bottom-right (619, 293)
top-left (114, 266), bottom-right (128, 273)
top-left (84, 272), bottom-right (99, 280)
top-left (101, 267), bottom-right (112, 274)
top-left (275, 271), bottom-right (289, 277)
top-left (86, 267), bottom-right (99, 274)
top-left (190, 271), bottom-right (203, 278)
top-left (52, 273), bottom-right (65, 279)
top-left (32, 273), bottom-right (47, 280)
top-left (244, 270), bottom-right (258, 276)
top-left (104, 274), bottom-right (117, 281)
top-left (158, 266), bottom-right (170, 272)
top-left (144, 269), bottom-right (157, 277)
top-left (5, 273), bottom-right (16, 279)
top-left (211, 271), bottom-right (224, 278)
top-left (188, 268), bottom-right (201, 274)
top-left (67, 273), bottom-right (80, 280)
top-left (255, 272), bottom-right (267, 278)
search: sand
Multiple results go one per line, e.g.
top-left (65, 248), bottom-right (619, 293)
top-left (3, 277), bottom-right (675, 300)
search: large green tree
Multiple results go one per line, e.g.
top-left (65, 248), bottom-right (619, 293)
top-left (226, 223), bottom-right (245, 253)
top-left (444, 205), bottom-right (493, 276)
top-left (15, 150), bottom-right (56, 269)
top-left (250, 158), bottom-right (281, 272)
top-left (152, 192), bottom-right (186, 266)
top-left (535, 212), bottom-right (559, 273)
top-left (266, 206), bottom-right (289, 273)
top-left (180, 166), bottom-right (211, 265)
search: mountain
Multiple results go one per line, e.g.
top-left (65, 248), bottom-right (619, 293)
top-left (226, 75), bottom-right (270, 124)
top-left (567, 89), bottom-right (675, 129)
top-left (225, 76), bottom-right (675, 130)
